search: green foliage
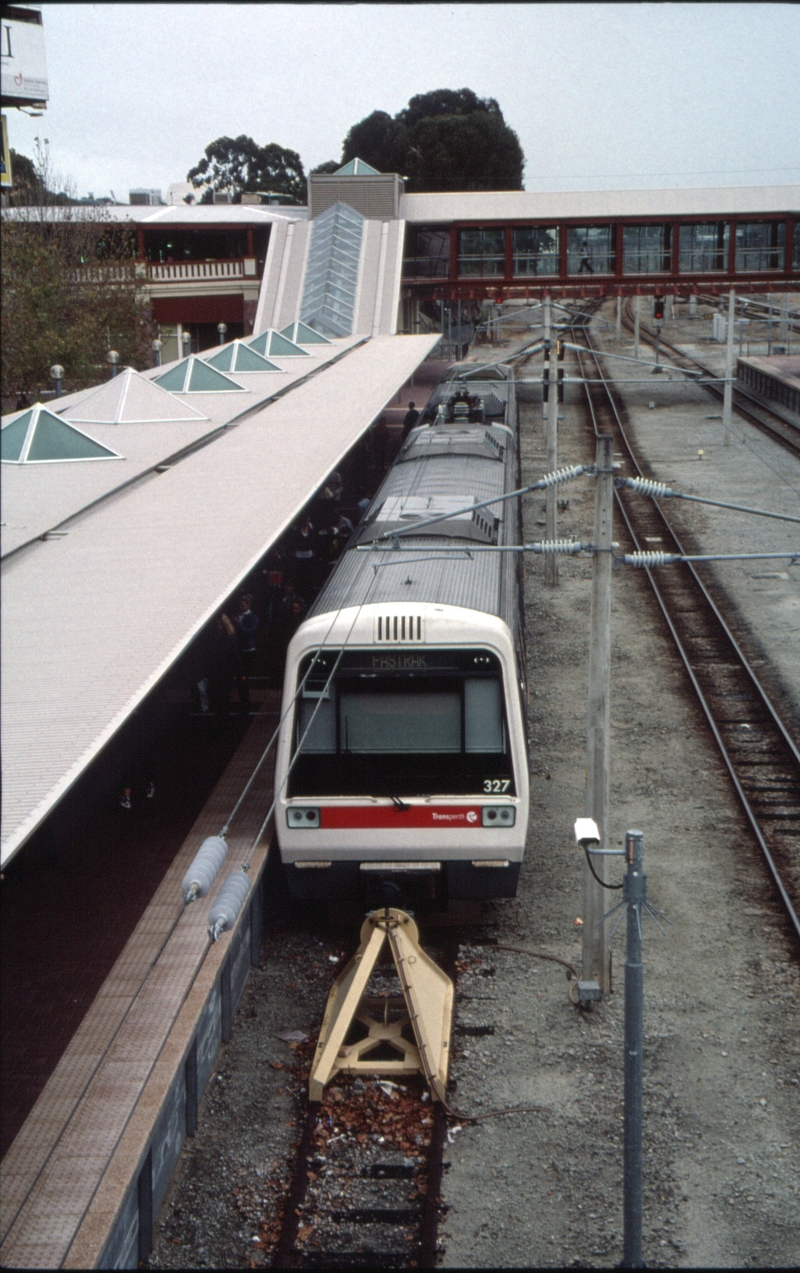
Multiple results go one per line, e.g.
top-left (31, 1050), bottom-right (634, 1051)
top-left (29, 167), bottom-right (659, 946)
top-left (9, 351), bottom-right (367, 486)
top-left (2, 207), bottom-right (154, 402)
top-left (340, 89), bottom-right (524, 192)
top-left (187, 135), bottom-right (306, 203)
top-left (309, 160), bottom-right (340, 176)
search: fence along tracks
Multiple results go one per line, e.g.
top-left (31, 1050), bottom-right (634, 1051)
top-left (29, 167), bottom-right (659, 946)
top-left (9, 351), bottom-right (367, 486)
top-left (620, 299), bottom-right (800, 458)
top-left (572, 327), bottom-right (800, 945)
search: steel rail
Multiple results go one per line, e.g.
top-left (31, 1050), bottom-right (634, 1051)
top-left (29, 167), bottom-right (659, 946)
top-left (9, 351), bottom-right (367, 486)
top-left (572, 324), bottom-right (800, 944)
top-left (620, 300), bottom-right (800, 457)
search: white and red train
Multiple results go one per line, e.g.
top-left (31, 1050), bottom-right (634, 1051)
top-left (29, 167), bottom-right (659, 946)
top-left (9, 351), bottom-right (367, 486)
top-left (274, 375), bottom-right (529, 910)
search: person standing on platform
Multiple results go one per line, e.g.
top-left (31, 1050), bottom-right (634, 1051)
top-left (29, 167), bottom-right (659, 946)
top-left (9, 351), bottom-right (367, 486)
top-left (290, 514), bottom-right (316, 600)
top-left (208, 613), bottom-right (242, 726)
top-left (578, 239), bottom-right (593, 274)
top-left (235, 594), bottom-right (259, 716)
top-left (401, 401), bottom-right (420, 441)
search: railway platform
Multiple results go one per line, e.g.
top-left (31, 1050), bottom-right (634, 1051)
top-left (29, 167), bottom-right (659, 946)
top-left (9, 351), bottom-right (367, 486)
top-left (0, 693), bottom-right (280, 1269)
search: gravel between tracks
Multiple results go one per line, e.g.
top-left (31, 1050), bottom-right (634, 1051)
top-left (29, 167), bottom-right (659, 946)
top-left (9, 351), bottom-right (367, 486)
top-left (150, 314), bottom-right (800, 1269)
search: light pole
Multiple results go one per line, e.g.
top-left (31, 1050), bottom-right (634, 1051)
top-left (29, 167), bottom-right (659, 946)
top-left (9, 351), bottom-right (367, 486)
top-left (182, 331), bottom-right (191, 358)
top-left (152, 338), bottom-right (163, 367)
top-left (107, 350), bottom-right (120, 379)
top-left (217, 322), bottom-right (228, 346)
top-left (50, 363), bottom-right (65, 398)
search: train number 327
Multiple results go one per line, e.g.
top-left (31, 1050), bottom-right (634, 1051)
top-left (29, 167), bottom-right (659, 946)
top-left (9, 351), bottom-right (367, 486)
top-left (484, 779), bottom-right (511, 793)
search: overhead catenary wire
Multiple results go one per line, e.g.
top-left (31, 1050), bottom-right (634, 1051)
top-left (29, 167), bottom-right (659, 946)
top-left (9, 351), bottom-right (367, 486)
top-left (616, 476), bottom-right (800, 524)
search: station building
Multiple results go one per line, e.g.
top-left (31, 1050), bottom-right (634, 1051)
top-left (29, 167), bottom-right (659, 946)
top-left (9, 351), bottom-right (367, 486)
top-left (1, 163), bottom-right (799, 1269)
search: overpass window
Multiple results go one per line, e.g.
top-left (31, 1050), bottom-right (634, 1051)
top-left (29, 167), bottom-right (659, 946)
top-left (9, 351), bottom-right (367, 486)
top-left (793, 220), bottom-right (800, 270)
top-left (458, 228), bottom-right (505, 277)
top-left (567, 226), bottom-right (615, 275)
top-left (403, 225), bottom-right (450, 278)
top-left (678, 222), bottom-right (729, 272)
top-left (623, 224), bottom-right (671, 274)
top-left (735, 221), bottom-right (785, 272)
top-left (512, 227), bottom-right (558, 276)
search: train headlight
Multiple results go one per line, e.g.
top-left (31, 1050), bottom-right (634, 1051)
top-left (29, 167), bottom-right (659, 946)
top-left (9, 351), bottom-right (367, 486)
top-left (481, 806), bottom-right (515, 828)
top-left (287, 807), bottom-right (320, 828)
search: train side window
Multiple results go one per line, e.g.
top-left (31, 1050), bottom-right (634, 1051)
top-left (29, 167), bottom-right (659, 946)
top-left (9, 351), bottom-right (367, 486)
top-left (298, 697), bottom-right (336, 752)
top-left (464, 678), bottom-right (505, 753)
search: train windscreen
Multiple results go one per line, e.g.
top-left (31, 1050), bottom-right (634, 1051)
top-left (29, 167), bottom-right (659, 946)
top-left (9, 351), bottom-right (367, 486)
top-left (288, 648), bottom-right (515, 797)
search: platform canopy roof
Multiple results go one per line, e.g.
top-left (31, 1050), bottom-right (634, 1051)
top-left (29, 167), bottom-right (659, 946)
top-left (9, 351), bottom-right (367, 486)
top-left (1, 332), bottom-right (441, 865)
top-left (1, 339), bottom-right (351, 558)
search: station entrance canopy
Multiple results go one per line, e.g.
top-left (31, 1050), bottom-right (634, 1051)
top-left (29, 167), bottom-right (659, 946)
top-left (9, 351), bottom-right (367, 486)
top-left (0, 333), bottom-right (440, 866)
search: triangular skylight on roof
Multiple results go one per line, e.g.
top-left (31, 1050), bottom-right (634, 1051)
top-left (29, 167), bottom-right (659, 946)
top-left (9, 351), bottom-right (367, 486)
top-left (335, 157), bottom-right (380, 176)
top-left (247, 330), bottom-right (310, 358)
top-left (61, 367), bottom-right (208, 424)
top-left (1, 405), bottom-right (123, 464)
top-left (153, 356), bottom-right (246, 393)
top-left (205, 341), bottom-right (281, 373)
top-left (280, 321), bottom-right (332, 345)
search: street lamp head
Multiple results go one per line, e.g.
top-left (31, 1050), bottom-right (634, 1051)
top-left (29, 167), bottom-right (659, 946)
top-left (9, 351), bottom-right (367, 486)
top-left (50, 364), bottom-right (65, 380)
top-left (151, 338), bottom-right (163, 351)
top-left (107, 350), bottom-right (120, 365)
top-left (217, 322), bottom-right (227, 334)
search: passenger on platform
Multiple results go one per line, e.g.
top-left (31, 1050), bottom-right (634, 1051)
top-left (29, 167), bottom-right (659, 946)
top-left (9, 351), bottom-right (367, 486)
top-left (262, 548), bottom-right (285, 624)
top-left (234, 594), bottom-right (259, 716)
top-left (208, 613), bottom-right (243, 726)
top-left (579, 239), bottom-right (593, 274)
top-left (356, 493), bottom-right (371, 523)
top-left (401, 401), bottom-right (420, 440)
top-left (118, 705), bottom-right (158, 809)
top-left (290, 515), bottom-right (316, 599)
top-left (372, 414), bottom-right (389, 469)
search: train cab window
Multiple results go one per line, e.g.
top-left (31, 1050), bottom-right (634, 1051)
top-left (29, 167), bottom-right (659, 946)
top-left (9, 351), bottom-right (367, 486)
top-left (735, 222), bottom-right (785, 272)
top-left (289, 648), bottom-right (514, 797)
top-left (567, 226), bottom-right (615, 275)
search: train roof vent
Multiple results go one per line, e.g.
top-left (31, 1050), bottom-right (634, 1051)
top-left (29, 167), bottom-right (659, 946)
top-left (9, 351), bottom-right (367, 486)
top-left (399, 426), bottom-right (505, 462)
top-left (358, 495), bottom-right (498, 545)
top-left (374, 613), bottom-right (425, 643)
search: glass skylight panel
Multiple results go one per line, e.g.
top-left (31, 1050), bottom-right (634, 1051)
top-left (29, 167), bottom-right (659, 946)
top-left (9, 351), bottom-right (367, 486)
top-left (2, 406), bottom-right (122, 463)
top-left (335, 157), bottom-right (380, 176)
top-left (1, 412), bottom-right (32, 461)
top-left (155, 357), bottom-right (245, 392)
top-left (280, 321), bottom-right (332, 345)
top-left (300, 202), bottom-right (364, 338)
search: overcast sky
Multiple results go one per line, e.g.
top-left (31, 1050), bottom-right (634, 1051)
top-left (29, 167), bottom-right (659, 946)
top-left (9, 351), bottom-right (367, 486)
top-left (6, 2), bottom-right (800, 200)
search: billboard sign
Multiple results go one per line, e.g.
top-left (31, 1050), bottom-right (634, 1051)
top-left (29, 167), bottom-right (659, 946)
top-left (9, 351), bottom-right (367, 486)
top-left (1, 7), bottom-right (49, 108)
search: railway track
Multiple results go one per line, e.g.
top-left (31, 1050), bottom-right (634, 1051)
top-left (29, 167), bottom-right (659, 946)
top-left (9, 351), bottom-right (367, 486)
top-left (620, 298), bottom-right (800, 457)
top-left (270, 937), bottom-right (456, 1268)
top-left (568, 321), bottom-right (800, 946)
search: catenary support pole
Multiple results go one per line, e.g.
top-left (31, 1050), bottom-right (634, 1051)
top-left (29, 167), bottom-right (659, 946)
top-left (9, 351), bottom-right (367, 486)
top-left (583, 434), bottom-right (613, 995)
top-left (616, 294), bottom-right (621, 340)
top-left (633, 296), bottom-right (640, 360)
top-left (623, 829), bottom-right (645, 1268)
top-left (545, 336), bottom-right (560, 587)
top-left (723, 287), bottom-right (735, 446)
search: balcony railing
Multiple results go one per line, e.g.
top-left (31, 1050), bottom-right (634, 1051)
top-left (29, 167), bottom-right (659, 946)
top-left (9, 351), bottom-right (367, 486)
top-left (148, 258), bottom-right (257, 281)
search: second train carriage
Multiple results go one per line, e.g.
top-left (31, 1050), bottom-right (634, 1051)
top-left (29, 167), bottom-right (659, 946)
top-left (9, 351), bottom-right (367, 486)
top-left (274, 375), bottom-right (529, 908)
